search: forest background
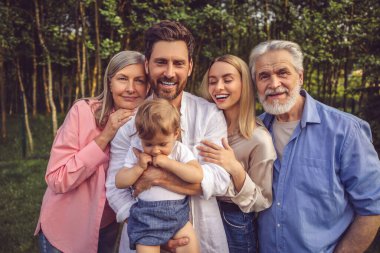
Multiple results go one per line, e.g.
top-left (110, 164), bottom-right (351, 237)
top-left (0, 0), bottom-right (379, 252)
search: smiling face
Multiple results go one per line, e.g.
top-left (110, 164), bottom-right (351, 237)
top-left (255, 49), bottom-right (303, 115)
top-left (110, 64), bottom-right (148, 110)
top-left (207, 61), bottom-right (242, 113)
top-left (145, 41), bottom-right (193, 108)
top-left (141, 131), bottom-right (179, 157)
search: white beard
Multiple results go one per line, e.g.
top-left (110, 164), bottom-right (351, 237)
top-left (259, 83), bottom-right (301, 115)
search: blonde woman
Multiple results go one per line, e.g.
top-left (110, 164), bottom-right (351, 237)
top-left (197, 54), bottom-right (276, 253)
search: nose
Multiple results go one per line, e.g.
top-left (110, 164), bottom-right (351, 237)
top-left (164, 63), bottom-right (174, 78)
top-left (268, 75), bottom-right (281, 89)
top-left (125, 81), bottom-right (135, 94)
top-left (151, 146), bottom-right (161, 156)
top-left (215, 79), bottom-right (224, 90)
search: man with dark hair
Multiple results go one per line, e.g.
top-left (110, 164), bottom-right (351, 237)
top-left (249, 40), bottom-right (380, 253)
top-left (106, 20), bottom-right (230, 253)
top-left (144, 20), bottom-right (195, 61)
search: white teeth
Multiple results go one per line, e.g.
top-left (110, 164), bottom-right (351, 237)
top-left (215, 94), bottom-right (229, 99)
top-left (162, 81), bottom-right (175, 86)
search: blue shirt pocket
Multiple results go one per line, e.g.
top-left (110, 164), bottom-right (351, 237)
top-left (293, 157), bottom-right (332, 197)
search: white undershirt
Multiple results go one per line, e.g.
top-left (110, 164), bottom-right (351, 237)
top-left (273, 118), bottom-right (299, 160)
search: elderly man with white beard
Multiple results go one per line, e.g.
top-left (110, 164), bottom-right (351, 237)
top-left (249, 40), bottom-right (380, 253)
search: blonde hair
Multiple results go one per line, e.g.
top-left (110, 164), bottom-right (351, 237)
top-left (200, 54), bottom-right (256, 139)
top-left (92, 51), bottom-right (146, 128)
top-left (135, 98), bottom-right (180, 140)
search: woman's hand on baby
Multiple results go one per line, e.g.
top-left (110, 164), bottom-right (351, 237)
top-left (197, 137), bottom-right (239, 174)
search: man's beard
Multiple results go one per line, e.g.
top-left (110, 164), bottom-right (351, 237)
top-left (258, 83), bottom-right (301, 115)
top-left (149, 77), bottom-right (185, 101)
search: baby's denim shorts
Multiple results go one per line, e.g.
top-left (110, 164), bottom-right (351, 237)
top-left (127, 197), bottom-right (190, 250)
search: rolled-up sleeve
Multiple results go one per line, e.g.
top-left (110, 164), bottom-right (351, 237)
top-left (228, 159), bottom-right (274, 212)
top-left (199, 110), bottom-right (230, 200)
top-left (45, 102), bottom-right (109, 194)
top-left (340, 120), bottom-right (380, 215)
top-left (224, 126), bottom-right (276, 212)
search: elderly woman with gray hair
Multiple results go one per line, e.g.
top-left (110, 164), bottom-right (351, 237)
top-left (35, 51), bottom-right (150, 253)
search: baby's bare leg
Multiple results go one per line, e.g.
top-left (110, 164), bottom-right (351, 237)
top-left (136, 244), bottom-right (160, 253)
top-left (173, 222), bottom-right (200, 253)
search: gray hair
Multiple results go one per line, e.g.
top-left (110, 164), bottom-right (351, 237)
top-left (96, 51), bottom-right (146, 127)
top-left (104, 51), bottom-right (146, 84)
top-left (249, 40), bottom-right (304, 81)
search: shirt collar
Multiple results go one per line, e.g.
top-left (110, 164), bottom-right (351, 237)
top-left (262, 89), bottom-right (320, 129)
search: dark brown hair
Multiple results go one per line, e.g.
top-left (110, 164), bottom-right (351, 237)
top-left (144, 20), bottom-right (195, 60)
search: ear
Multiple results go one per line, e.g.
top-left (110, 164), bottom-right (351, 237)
top-left (145, 59), bottom-right (149, 74)
top-left (299, 71), bottom-right (304, 86)
top-left (188, 59), bottom-right (193, 77)
top-left (145, 83), bottom-right (151, 97)
top-left (174, 128), bottom-right (180, 139)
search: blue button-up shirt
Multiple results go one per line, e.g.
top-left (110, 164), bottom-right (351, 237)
top-left (258, 90), bottom-right (380, 253)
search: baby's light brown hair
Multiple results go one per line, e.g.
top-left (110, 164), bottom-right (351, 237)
top-left (135, 98), bottom-right (180, 140)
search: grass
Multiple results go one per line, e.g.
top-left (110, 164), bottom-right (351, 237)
top-left (0, 114), bottom-right (56, 253)
top-left (0, 113), bottom-right (379, 253)
top-left (0, 159), bottom-right (47, 253)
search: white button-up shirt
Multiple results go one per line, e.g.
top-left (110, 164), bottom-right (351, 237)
top-left (106, 92), bottom-right (230, 253)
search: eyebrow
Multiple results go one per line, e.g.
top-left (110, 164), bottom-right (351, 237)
top-left (257, 71), bottom-right (269, 76)
top-left (276, 67), bottom-right (290, 72)
top-left (209, 73), bottom-right (234, 79)
top-left (153, 57), bottom-right (187, 62)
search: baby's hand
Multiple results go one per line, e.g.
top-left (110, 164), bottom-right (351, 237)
top-left (133, 147), bottom-right (152, 170)
top-left (152, 154), bottom-right (169, 168)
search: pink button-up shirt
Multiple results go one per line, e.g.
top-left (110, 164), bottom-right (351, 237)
top-left (35, 100), bottom-right (116, 253)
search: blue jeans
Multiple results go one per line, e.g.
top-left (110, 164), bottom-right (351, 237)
top-left (219, 201), bottom-right (257, 253)
top-left (38, 221), bottom-right (118, 253)
top-left (38, 232), bottom-right (62, 253)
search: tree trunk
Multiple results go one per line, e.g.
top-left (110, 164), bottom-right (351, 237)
top-left (316, 64), bottom-right (321, 99)
top-left (32, 40), bottom-right (38, 117)
top-left (342, 49), bottom-right (349, 112)
top-left (0, 47), bottom-right (6, 139)
top-left (34, 0), bottom-right (58, 135)
top-left (358, 69), bottom-right (367, 109)
top-left (58, 66), bottom-right (64, 112)
top-left (42, 65), bottom-right (51, 113)
top-left (16, 58), bottom-right (34, 154)
top-left (75, 0), bottom-right (81, 101)
top-left (264, 0), bottom-right (270, 40)
top-left (79, 0), bottom-right (87, 98)
top-left (93, 0), bottom-right (101, 96)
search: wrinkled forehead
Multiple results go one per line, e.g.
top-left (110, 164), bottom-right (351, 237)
top-left (255, 50), bottom-right (296, 73)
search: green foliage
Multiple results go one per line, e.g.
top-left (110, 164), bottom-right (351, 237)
top-left (100, 0), bottom-right (126, 36)
top-left (100, 39), bottom-right (121, 59)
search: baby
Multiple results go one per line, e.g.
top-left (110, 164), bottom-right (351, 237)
top-left (115, 98), bottom-right (201, 253)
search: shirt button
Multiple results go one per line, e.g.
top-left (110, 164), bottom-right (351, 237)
top-left (277, 223), bottom-right (281, 227)
top-left (277, 202), bottom-right (281, 206)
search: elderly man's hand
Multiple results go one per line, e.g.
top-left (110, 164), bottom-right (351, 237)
top-left (161, 237), bottom-right (190, 253)
top-left (133, 165), bottom-right (167, 197)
